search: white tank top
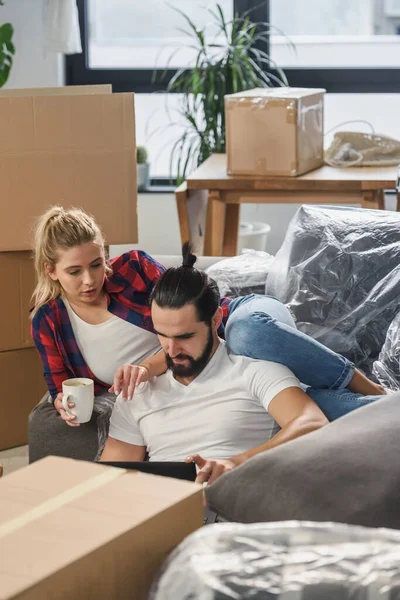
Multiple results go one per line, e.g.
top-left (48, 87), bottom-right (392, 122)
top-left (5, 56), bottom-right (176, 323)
top-left (64, 299), bottom-right (161, 385)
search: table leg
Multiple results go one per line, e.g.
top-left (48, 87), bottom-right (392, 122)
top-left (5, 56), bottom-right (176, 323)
top-left (222, 204), bottom-right (240, 256)
top-left (361, 190), bottom-right (385, 210)
top-left (175, 182), bottom-right (191, 244)
top-left (204, 190), bottom-right (226, 256)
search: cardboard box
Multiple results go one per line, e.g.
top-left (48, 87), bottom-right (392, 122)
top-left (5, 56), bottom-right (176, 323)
top-left (0, 252), bottom-right (35, 352)
top-left (0, 457), bottom-right (203, 599)
top-left (225, 87), bottom-right (326, 177)
top-left (0, 88), bottom-right (137, 251)
top-left (0, 348), bottom-right (46, 450)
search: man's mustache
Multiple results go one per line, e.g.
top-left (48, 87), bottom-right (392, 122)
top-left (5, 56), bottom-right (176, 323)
top-left (170, 353), bottom-right (192, 361)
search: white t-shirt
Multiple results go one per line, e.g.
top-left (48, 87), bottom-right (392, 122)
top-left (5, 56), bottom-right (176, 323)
top-left (64, 298), bottom-right (161, 385)
top-left (109, 340), bottom-right (301, 461)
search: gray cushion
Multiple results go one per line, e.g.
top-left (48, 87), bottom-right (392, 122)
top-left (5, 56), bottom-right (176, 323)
top-left (206, 393), bottom-right (400, 528)
top-left (28, 396), bottom-right (99, 463)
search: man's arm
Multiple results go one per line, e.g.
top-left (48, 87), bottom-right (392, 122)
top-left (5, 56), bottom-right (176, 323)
top-left (99, 437), bottom-right (146, 462)
top-left (188, 387), bottom-right (328, 484)
top-left (233, 387), bottom-right (328, 464)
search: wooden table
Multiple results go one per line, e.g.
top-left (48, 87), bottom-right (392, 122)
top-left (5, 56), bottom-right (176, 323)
top-left (175, 153), bottom-right (400, 256)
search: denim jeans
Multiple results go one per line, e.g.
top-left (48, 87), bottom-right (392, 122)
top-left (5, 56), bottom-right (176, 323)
top-left (226, 294), bottom-right (382, 420)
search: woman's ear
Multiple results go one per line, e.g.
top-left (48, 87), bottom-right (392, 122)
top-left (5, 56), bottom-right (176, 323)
top-left (212, 306), bottom-right (223, 332)
top-left (45, 263), bottom-right (57, 281)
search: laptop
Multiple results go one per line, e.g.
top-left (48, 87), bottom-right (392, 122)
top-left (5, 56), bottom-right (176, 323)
top-left (101, 461), bottom-right (197, 482)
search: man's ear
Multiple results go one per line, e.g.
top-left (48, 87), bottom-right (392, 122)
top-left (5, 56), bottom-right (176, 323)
top-left (45, 263), bottom-right (58, 282)
top-left (212, 306), bottom-right (223, 332)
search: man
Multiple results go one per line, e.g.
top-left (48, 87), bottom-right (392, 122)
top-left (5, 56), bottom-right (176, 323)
top-left (100, 245), bottom-right (330, 484)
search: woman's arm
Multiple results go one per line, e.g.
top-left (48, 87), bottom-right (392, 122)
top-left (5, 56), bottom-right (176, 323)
top-left (31, 311), bottom-right (70, 402)
top-left (139, 349), bottom-right (167, 378)
top-left (110, 349), bottom-right (167, 400)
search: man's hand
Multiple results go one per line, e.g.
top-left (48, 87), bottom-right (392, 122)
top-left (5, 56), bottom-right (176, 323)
top-left (185, 453), bottom-right (237, 485)
top-left (109, 365), bottom-right (150, 400)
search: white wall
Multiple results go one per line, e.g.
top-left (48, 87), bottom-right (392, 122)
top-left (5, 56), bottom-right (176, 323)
top-left (1, 0), bottom-right (63, 89)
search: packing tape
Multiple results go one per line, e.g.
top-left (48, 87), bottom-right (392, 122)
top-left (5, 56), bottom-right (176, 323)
top-left (286, 103), bottom-right (297, 125)
top-left (0, 466), bottom-right (126, 540)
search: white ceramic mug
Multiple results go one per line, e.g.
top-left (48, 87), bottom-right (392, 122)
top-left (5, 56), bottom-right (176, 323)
top-left (62, 378), bottom-right (94, 424)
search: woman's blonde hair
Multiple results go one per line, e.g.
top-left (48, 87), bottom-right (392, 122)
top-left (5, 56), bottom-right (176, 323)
top-left (30, 206), bottom-right (111, 318)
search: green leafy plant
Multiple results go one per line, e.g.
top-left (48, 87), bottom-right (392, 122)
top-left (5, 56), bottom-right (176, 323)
top-left (162, 3), bottom-right (290, 182)
top-left (0, 1), bottom-right (15, 88)
top-left (137, 145), bottom-right (149, 164)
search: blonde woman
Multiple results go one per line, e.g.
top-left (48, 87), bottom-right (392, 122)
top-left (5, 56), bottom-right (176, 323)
top-left (29, 206), bottom-right (383, 462)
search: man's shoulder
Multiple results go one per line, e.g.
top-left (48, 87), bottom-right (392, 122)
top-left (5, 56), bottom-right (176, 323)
top-left (226, 350), bottom-right (295, 380)
top-left (132, 372), bottom-right (173, 402)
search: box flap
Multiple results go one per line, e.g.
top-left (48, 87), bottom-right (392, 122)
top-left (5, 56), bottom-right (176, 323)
top-left (0, 93), bottom-right (137, 250)
top-left (226, 87), bottom-right (326, 100)
top-left (0, 85), bottom-right (112, 97)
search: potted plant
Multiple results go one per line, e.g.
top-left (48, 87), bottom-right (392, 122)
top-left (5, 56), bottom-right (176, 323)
top-left (162, 4), bottom-right (290, 182)
top-left (0, 1), bottom-right (15, 88)
top-left (137, 145), bottom-right (150, 191)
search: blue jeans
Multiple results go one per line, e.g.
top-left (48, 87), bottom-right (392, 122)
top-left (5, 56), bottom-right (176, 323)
top-left (226, 295), bottom-right (381, 421)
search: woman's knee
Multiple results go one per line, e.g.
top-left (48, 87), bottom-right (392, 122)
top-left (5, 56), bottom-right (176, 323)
top-left (226, 310), bottom-right (276, 357)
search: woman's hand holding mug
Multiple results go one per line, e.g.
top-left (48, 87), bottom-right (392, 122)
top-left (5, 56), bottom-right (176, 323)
top-left (54, 378), bottom-right (94, 427)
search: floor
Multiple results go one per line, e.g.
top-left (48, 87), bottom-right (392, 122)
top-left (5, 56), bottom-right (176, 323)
top-left (0, 445), bottom-right (29, 477)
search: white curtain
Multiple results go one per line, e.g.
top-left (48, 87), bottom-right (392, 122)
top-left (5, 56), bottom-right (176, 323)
top-left (43, 0), bottom-right (82, 54)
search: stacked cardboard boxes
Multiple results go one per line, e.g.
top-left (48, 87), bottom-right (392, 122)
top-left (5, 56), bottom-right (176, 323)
top-left (0, 85), bottom-right (138, 450)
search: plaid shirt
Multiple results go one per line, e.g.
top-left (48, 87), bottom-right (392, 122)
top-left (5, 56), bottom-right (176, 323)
top-left (31, 250), bottom-right (231, 401)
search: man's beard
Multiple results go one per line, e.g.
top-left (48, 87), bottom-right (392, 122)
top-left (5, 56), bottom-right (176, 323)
top-left (166, 328), bottom-right (214, 378)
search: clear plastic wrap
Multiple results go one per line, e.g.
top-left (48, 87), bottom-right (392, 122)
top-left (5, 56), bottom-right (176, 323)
top-left (266, 205), bottom-right (400, 378)
top-left (373, 312), bottom-right (400, 391)
top-left (206, 249), bottom-right (274, 298)
top-left (325, 131), bottom-right (400, 167)
top-left (150, 521), bottom-right (400, 600)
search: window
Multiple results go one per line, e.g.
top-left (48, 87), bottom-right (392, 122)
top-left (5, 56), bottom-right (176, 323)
top-left (270, 0), bottom-right (400, 68)
top-left (88, 0), bottom-right (233, 69)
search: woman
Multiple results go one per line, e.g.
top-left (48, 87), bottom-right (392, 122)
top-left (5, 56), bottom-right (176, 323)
top-left (29, 206), bottom-right (383, 462)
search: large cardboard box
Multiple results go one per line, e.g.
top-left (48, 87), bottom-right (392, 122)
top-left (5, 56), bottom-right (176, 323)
top-left (0, 348), bottom-right (46, 450)
top-left (0, 88), bottom-right (137, 251)
top-left (0, 457), bottom-right (203, 599)
top-left (0, 252), bottom-right (35, 352)
top-left (225, 87), bottom-right (326, 177)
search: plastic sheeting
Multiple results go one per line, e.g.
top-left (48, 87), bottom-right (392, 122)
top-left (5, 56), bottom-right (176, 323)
top-left (373, 311), bottom-right (400, 391)
top-left (150, 521), bottom-right (400, 600)
top-left (266, 205), bottom-right (400, 379)
top-left (325, 131), bottom-right (400, 167)
top-left (206, 250), bottom-right (274, 298)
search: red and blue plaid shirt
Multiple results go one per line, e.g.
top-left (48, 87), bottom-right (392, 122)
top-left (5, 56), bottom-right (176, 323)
top-left (31, 250), bottom-right (231, 401)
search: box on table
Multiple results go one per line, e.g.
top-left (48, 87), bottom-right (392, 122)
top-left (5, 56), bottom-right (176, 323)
top-left (0, 85), bottom-right (137, 251)
top-left (0, 457), bottom-right (203, 600)
top-left (0, 252), bottom-right (36, 353)
top-left (0, 348), bottom-right (46, 451)
top-left (225, 87), bottom-right (326, 177)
